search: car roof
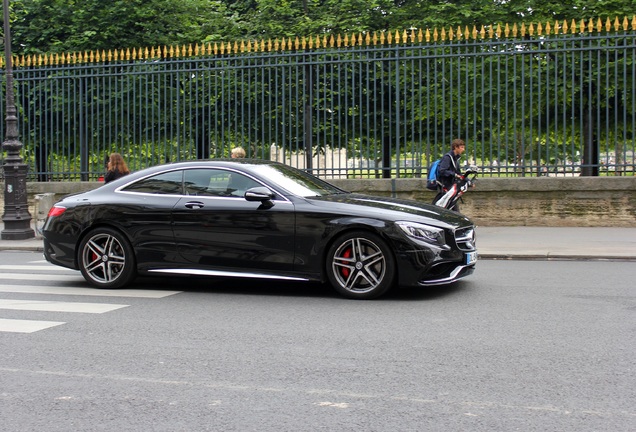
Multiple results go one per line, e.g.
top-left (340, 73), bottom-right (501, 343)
top-left (131, 158), bottom-right (280, 176)
top-left (148, 158), bottom-right (275, 169)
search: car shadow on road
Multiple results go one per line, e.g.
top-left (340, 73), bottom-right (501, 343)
top-left (55, 272), bottom-right (470, 301)
top-left (135, 276), bottom-right (339, 299)
top-left (132, 275), bottom-right (471, 301)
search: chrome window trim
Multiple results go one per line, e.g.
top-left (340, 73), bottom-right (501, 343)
top-left (114, 166), bottom-right (293, 204)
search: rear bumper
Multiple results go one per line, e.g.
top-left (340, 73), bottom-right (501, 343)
top-left (43, 235), bottom-right (78, 270)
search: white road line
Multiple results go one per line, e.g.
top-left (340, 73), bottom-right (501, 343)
top-left (0, 273), bottom-right (83, 281)
top-left (0, 285), bottom-right (181, 298)
top-left (0, 318), bottom-right (65, 333)
top-left (0, 299), bottom-right (128, 314)
top-left (0, 265), bottom-right (75, 272)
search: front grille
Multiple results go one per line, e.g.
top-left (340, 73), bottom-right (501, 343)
top-left (454, 226), bottom-right (476, 251)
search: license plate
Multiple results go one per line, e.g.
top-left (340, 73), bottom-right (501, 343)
top-left (465, 251), bottom-right (478, 265)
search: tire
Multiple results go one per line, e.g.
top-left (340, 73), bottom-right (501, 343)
top-left (78, 227), bottom-right (136, 289)
top-left (326, 231), bottom-right (396, 299)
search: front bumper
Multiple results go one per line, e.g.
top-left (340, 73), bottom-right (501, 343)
top-left (392, 224), bottom-right (477, 287)
top-left (419, 263), bottom-right (476, 285)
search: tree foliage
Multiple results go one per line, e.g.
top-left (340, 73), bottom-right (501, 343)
top-left (8, 0), bottom-right (233, 54)
top-left (4, 0), bottom-right (635, 55)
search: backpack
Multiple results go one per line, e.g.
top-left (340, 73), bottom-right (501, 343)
top-left (426, 158), bottom-right (441, 190)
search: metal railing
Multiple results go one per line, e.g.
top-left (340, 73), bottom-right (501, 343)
top-left (1, 17), bottom-right (635, 180)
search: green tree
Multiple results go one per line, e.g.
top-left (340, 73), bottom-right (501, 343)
top-left (6, 0), bottom-right (636, 55)
top-left (9, 0), bottom-right (233, 54)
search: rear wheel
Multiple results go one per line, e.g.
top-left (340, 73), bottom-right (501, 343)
top-left (78, 227), bottom-right (136, 289)
top-left (326, 231), bottom-right (396, 299)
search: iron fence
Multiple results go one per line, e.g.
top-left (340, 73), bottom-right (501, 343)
top-left (1, 17), bottom-right (635, 181)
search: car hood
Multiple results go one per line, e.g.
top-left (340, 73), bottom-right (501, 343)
top-left (307, 193), bottom-right (473, 228)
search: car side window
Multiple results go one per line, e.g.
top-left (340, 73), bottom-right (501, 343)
top-left (226, 172), bottom-right (260, 197)
top-left (184, 169), bottom-right (233, 197)
top-left (122, 170), bottom-right (184, 194)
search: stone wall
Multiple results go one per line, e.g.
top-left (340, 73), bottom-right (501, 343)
top-left (329, 176), bottom-right (636, 227)
top-left (2, 176), bottom-right (635, 227)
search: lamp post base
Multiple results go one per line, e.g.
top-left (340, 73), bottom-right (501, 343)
top-left (2, 163), bottom-right (35, 240)
top-left (1, 222), bottom-right (35, 240)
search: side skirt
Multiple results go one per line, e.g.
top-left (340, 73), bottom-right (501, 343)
top-left (148, 268), bottom-right (309, 282)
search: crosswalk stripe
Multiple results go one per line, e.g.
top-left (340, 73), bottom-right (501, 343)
top-left (0, 263), bottom-right (182, 334)
top-left (0, 265), bottom-right (75, 272)
top-left (0, 299), bottom-right (128, 314)
top-left (0, 273), bottom-right (83, 281)
top-left (0, 285), bottom-right (181, 298)
top-left (0, 318), bottom-right (65, 333)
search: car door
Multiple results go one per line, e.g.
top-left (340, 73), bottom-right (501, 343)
top-left (116, 169), bottom-right (185, 266)
top-left (172, 168), bottom-right (297, 274)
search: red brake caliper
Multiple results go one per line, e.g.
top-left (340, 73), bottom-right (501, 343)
top-left (340, 247), bottom-right (352, 278)
top-left (91, 242), bottom-right (99, 266)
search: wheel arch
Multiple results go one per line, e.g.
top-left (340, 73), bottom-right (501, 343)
top-left (74, 222), bottom-right (136, 269)
top-left (320, 219), bottom-right (398, 283)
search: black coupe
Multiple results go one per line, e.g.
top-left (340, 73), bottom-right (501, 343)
top-left (43, 160), bottom-right (477, 299)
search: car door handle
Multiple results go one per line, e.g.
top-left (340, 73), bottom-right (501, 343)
top-left (184, 201), bottom-right (205, 209)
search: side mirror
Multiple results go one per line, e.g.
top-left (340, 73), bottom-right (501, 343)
top-left (244, 186), bottom-right (275, 203)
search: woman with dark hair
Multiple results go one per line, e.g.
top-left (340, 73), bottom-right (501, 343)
top-left (104, 153), bottom-right (130, 183)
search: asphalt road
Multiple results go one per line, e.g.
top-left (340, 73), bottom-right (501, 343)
top-left (1, 252), bottom-right (634, 431)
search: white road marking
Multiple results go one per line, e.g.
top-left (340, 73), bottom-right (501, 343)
top-left (0, 285), bottom-right (181, 298)
top-left (0, 264), bottom-right (181, 333)
top-left (0, 265), bottom-right (75, 272)
top-left (0, 273), bottom-right (82, 281)
top-left (0, 299), bottom-right (128, 314)
top-left (0, 318), bottom-right (65, 333)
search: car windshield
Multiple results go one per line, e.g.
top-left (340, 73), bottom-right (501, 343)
top-left (252, 164), bottom-right (345, 197)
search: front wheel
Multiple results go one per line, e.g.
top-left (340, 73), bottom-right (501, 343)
top-left (78, 227), bottom-right (136, 289)
top-left (326, 231), bottom-right (396, 300)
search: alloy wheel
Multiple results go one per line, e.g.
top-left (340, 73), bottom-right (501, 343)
top-left (331, 236), bottom-right (387, 294)
top-left (80, 231), bottom-right (130, 286)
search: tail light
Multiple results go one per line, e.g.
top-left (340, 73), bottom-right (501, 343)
top-left (47, 206), bottom-right (66, 218)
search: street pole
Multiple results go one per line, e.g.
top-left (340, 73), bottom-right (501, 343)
top-left (1, 0), bottom-right (34, 240)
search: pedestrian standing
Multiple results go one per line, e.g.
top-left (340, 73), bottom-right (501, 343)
top-left (231, 147), bottom-right (246, 158)
top-left (104, 153), bottom-right (130, 183)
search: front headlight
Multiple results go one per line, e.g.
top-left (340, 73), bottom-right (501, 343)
top-left (395, 221), bottom-right (446, 246)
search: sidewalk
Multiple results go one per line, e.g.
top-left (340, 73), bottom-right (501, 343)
top-left (475, 226), bottom-right (636, 261)
top-left (0, 222), bottom-right (635, 260)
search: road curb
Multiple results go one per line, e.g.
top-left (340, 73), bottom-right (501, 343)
top-left (479, 253), bottom-right (636, 261)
